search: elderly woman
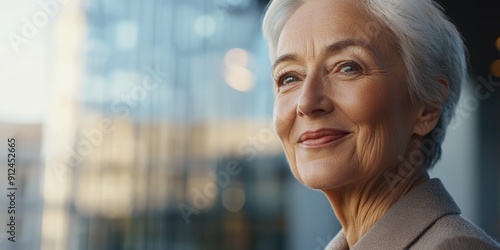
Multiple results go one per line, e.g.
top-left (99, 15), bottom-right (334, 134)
top-left (262, 0), bottom-right (500, 249)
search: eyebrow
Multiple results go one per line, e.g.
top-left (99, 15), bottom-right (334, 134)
top-left (271, 54), bottom-right (298, 73)
top-left (271, 39), bottom-right (373, 72)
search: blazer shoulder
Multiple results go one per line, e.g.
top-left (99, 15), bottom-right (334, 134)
top-left (433, 236), bottom-right (500, 250)
top-left (411, 214), bottom-right (500, 250)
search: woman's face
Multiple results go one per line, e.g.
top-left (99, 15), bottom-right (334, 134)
top-left (273, 0), bottom-right (420, 190)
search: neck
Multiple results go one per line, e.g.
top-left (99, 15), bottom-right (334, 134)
top-left (323, 165), bottom-right (429, 247)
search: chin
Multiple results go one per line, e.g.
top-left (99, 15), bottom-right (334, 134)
top-left (293, 159), bottom-right (356, 190)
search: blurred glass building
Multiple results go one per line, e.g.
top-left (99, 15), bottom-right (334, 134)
top-left (39, 0), bottom-right (327, 249)
top-left (0, 0), bottom-right (498, 249)
top-left (0, 0), bottom-right (337, 249)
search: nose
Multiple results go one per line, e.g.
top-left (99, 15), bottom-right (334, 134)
top-left (297, 74), bottom-right (334, 117)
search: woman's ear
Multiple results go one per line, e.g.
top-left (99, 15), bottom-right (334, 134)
top-left (413, 107), bottom-right (442, 136)
top-left (413, 77), bottom-right (449, 136)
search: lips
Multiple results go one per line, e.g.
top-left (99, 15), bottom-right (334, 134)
top-left (298, 128), bottom-right (350, 147)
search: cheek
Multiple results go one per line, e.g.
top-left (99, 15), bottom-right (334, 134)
top-left (273, 95), bottom-right (302, 179)
top-left (355, 121), bottom-right (390, 176)
top-left (340, 83), bottom-right (409, 175)
top-left (340, 85), bottom-right (395, 123)
top-left (273, 96), bottom-right (296, 143)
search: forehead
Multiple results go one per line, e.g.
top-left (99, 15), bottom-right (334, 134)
top-left (276, 0), bottom-right (391, 58)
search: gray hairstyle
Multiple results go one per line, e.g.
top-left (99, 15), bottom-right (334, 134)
top-left (262, 0), bottom-right (467, 169)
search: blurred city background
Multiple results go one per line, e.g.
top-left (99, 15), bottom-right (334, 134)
top-left (0, 0), bottom-right (498, 249)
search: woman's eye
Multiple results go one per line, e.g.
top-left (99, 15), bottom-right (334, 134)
top-left (273, 72), bottom-right (300, 87)
top-left (339, 63), bottom-right (360, 73)
top-left (283, 75), bottom-right (298, 85)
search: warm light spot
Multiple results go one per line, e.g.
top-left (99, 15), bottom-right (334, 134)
top-left (223, 48), bottom-right (254, 92)
top-left (491, 60), bottom-right (500, 77)
top-left (224, 48), bottom-right (249, 67)
top-left (222, 187), bottom-right (245, 212)
top-left (224, 65), bottom-right (256, 92)
top-left (496, 37), bottom-right (500, 51)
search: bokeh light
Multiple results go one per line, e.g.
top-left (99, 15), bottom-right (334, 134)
top-left (491, 59), bottom-right (500, 77)
top-left (224, 65), bottom-right (255, 92)
top-left (222, 186), bottom-right (246, 212)
top-left (224, 48), bottom-right (250, 67)
top-left (223, 48), bottom-right (255, 92)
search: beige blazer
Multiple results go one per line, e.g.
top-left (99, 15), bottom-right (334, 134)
top-left (325, 178), bottom-right (500, 250)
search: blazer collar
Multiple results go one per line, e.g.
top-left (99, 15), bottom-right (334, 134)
top-left (325, 178), bottom-right (461, 250)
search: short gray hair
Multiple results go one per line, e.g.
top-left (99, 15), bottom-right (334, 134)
top-left (262, 0), bottom-right (467, 169)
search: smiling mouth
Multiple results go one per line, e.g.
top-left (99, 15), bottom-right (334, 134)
top-left (298, 128), bottom-right (350, 147)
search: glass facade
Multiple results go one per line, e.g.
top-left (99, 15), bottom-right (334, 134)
top-left (0, 0), bottom-right (336, 249)
top-left (0, 0), bottom-right (498, 249)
